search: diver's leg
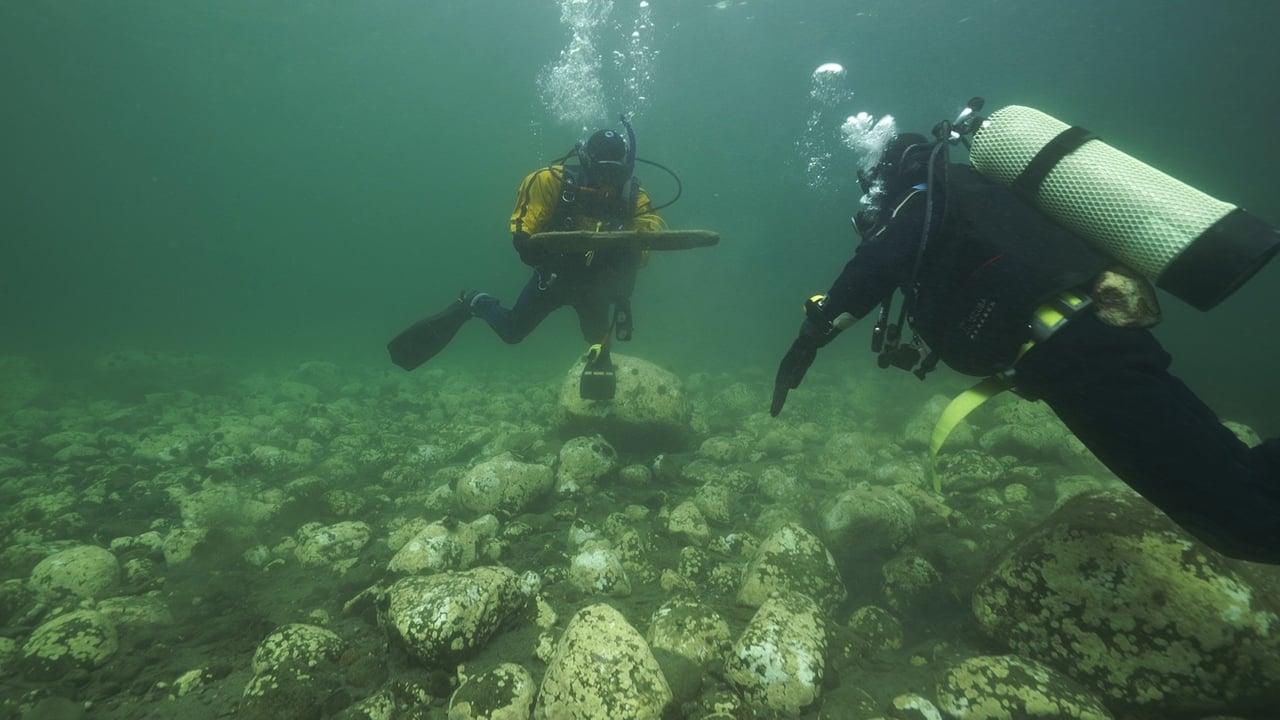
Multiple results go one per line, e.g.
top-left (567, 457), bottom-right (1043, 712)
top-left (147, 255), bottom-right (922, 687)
top-left (573, 298), bottom-right (612, 344)
top-left (1016, 312), bottom-right (1280, 562)
top-left (470, 271), bottom-right (565, 344)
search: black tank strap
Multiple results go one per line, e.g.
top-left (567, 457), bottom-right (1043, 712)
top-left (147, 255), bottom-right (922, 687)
top-left (1011, 126), bottom-right (1097, 198)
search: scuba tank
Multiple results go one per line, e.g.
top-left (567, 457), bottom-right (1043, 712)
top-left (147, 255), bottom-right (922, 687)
top-left (969, 105), bottom-right (1280, 311)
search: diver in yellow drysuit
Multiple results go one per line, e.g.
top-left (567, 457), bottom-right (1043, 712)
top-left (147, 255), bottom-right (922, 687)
top-left (387, 126), bottom-right (664, 369)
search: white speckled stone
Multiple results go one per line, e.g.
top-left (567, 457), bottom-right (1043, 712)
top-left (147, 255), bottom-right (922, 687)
top-left (535, 603), bottom-right (672, 720)
top-left (726, 592), bottom-right (827, 717)
top-left (386, 566), bottom-right (524, 666)
top-left (28, 545), bottom-right (119, 600)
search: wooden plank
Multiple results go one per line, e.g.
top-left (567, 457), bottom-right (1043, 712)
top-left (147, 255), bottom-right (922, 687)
top-left (528, 230), bottom-right (720, 253)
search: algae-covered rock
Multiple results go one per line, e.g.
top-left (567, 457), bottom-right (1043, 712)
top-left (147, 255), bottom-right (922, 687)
top-left (822, 483), bottom-right (917, 556)
top-left (881, 554), bottom-right (942, 615)
top-left (387, 523), bottom-right (463, 575)
top-left (936, 450), bottom-right (1005, 493)
top-left (738, 523), bottom-right (846, 614)
top-left (449, 663), bottom-right (536, 720)
top-left (936, 655), bottom-right (1113, 720)
top-left (726, 592), bottom-right (828, 717)
top-left (251, 624), bottom-right (345, 676)
top-left (385, 566), bottom-right (524, 666)
top-left (646, 597), bottom-right (732, 669)
top-left (978, 400), bottom-right (1066, 460)
top-left (844, 605), bottom-right (903, 660)
top-left (28, 545), bottom-right (120, 601)
top-left (558, 353), bottom-right (691, 451)
top-left (972, 491), bottom-right (1280, 712)
top-left (569, 547), bottom-right (631, 597)
top-left (294, 521), bottom-right (371, 572)
top-left (535, 603), bottom-right (672, 720)
top-left (456, 453), bottom-right (553, 517)
top-left (22, 609), bottom-right (119, 680)
top-left (96, 593), bottom-right (175, 632)
top-left (668, 500), bottom-right (711, 545)
top-left (888, 693), bottom-right (943, 720)
top-left (556, 435), bottom-right (618, 494)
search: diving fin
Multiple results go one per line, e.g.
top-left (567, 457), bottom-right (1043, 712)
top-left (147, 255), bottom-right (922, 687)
top-left (579, 343), bottom-right (617, 401)
top-left (387, 298), bottom-right (472, 371)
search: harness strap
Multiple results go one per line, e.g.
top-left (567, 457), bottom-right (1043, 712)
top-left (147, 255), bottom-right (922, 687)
top-left (927, 289), bottom-right (1093, 492)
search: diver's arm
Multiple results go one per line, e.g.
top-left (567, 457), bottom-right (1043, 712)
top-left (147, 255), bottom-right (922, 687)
top-left (509, 169), bottom-right (562, 266)
top-left (770, 203), bottom-right (923, 416)
top-left (629, 187), bottom-right (667, 233)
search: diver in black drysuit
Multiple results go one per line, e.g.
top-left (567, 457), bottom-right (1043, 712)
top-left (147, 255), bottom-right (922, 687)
top-left (771, 133), bottom-right (1280, 564)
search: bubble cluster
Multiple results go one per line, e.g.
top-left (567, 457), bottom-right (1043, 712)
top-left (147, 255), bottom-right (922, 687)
top-left (539, 0), bottom-right (657, 131)
top-left (797, 62), bottom-right (855, 195)
top-left (841, 112), bottom-right (898, 206)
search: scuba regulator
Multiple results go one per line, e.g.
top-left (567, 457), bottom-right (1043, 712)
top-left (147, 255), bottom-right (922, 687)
top-left (869, 97), bottom-right (987, 380)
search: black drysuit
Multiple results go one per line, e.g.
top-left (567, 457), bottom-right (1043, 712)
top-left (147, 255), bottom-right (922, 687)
top-left (819, 166), bottom-right (1280, 564)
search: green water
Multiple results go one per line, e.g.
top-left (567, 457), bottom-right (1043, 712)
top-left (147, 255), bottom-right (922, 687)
top-left (2, 2), bottom-right (1280, 718)
top-left (3, 0), bottom-right (1277, 429)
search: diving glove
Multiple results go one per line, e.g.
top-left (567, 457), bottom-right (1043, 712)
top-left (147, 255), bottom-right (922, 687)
top-left (769, 295), bottom-right (845, 417)
top-left (513, 232), bottom-right (549, 267)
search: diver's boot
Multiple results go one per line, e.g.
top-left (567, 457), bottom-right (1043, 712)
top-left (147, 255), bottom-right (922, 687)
top-left (387, 292), bottom-right (475, 371)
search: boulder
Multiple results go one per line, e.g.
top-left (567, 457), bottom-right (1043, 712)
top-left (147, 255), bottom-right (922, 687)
top-left (646, 597), bottom-right (731, 669)
top-left (822, 483), bottom-right (916, 556)
top-left (387, 523), bottom-right (463, 575)
top-left (22, 610), bottom-right (119, 680)
top-left (936, 655), bottom-right (1113, 720)
top-left (558, 353), bottom-right (691, 451)
top-left (556, 435), bottom-right (618, 494)
top-left (294, 521), bottom-right (371, 573)
top-left (668, 501), bottom-right (711, 545)
top-left (726, 592), bottom-right (828, 717)
top-left (251, 624), bottom-right (345, 676)
top-left (456, 453), bottom-right (553, 517)
top-left (385, 566), bottom-right (524, 666)
top-left (569, 547), bottom-right (631, 597)
top-left (972, 491), bottom-right (1280, 713)
top-left (535, 603), bottom-right (672, 720)
top-left (449, 663), bottom-right (536, 720)
top-left (28, 545), bottom-right (120, 601)
top-left (738, 523), bottom-right (846, 614)
top-left (881, 554), bottom-right (942, 616)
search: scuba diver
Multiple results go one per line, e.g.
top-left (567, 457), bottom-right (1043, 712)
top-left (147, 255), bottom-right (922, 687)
top-left (387, 117), bottom-right (669, 375)
top-left (770, 99), bottom-right (1280, 564)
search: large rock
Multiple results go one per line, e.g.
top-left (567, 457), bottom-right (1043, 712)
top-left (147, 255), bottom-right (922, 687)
top-left (251, 624), bottom-right (345, 676)
top-left (535, 603), bottom-right (672, 720)
top-left (937, 655), bottom-right (1113, 720)
top-left (822, 483), bottom-right (916, 556)
top-left (28, 545), bottom-right (120, 600)
top-left (569, 547), bottom-right (631, 597)
top-left (725, 592), bottom-right (828, 717)
top-left (456, 453), bottom-right (554, 517)
top-left (449, 663), bottom-right (536, 720)
top-left (558, 353), bottom-right (691, 451)
top-left (385, 566), bottom-right (524, 666)
top-left (294, 521), bottom-right (371, 573)
top-left (646, 597), bottom-right (731, 669)
top-left (972, 491), bottom-right (1280, 713)
top-left (738, 523), bottom-right (847, 614)
top-left (22, 609), bottom-right (119, 680)
top-left (556, 435), bottom-right (618, 494)
top-left (387, 523), bottom-right (463, 575)
top-left (243, 624), bottom-right (346, 720)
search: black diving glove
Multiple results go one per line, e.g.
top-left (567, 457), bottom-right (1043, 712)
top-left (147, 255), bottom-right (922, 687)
top-left (770, 301), bottom-right (841, 417)
top-left (512, 232), bottom-right (549, 267)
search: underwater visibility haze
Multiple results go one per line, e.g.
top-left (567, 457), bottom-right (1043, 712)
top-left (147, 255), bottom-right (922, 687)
top-left (2, 1), bottom-right (1280, 718)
